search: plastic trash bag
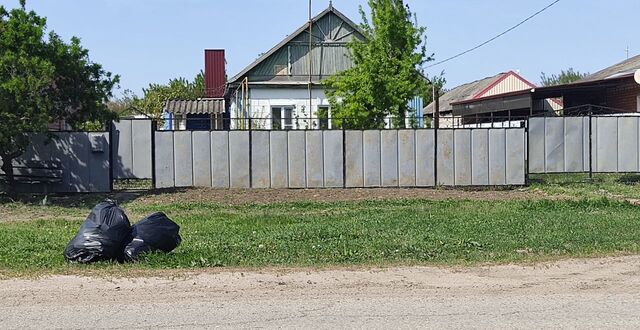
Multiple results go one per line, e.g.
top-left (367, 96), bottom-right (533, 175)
top-left (64, 201), bottom-right (132, 263)
top-left (124, 212), bottom-right (181, 262)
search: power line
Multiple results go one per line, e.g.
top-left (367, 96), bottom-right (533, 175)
top-left (426, 0), bottom-right (561, 69)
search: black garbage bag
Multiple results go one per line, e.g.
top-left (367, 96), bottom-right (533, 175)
top-left (64, 201), bottom-right (132, 263)
top-left (124, 212), bottom-right (181, 261)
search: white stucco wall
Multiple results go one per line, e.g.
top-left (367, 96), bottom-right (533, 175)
top-left (230, 87), bottom-right (332, 129)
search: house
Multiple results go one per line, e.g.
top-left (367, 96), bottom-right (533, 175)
top-left (226, 4), bottom-right (365, 130)
top-left (163, 50), bottom-right (227, 130)
top-left (226, 4), bottom-right (427, 130)
top-left (424, 71), bottom-right (561, 128)
top-left (450, 55), bottom-right (640, 118)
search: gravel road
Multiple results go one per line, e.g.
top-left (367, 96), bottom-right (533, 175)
top-left (2, 256), bottom-right (640, 329)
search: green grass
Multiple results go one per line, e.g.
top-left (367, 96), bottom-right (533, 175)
top-left (2, 197), bottom-right (640, 276)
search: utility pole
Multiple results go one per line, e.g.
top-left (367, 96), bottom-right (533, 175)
top-left (308, 0), bottom-right (313, 120)
top-left (626, 46), bottom-right (630, 60)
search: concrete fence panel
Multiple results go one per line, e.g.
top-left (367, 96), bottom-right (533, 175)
top-left (192, 131), bottom-right (212, 187)
top-left (345, 131), bottom-right (364, 187)
top-left (210, 131), bottom-right (230, 188)
top-left (269, 131), bottom-right (289, 188)
top-left (229, 131), bottom-right (250, 188)
top-left (251, 131), bottom-right (271, 188)
top-left (381, 130), bottom-right (399, 187)
top-left (323, 130), bottom-right (344, 188)
top-left (363, 130), bottom-right (381, 187)
top-left (152, 128), bottom-right (525, 189)
top-left (398, 130), bottom-right (416, 187)
top-left (415, 129), bottom-right (435, 187)
top-left (112, 119), bottom-right (152, 179)
top-left (287, 131), bottom-right (307, 188)
top-left (305, 131), bottom-right (324, 188)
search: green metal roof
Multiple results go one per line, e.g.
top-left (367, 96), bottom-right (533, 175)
top-left (229, 6), bottom-right (365, 85)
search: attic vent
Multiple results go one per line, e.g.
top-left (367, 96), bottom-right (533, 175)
top-left (274, 65), bottom-right (288, 76)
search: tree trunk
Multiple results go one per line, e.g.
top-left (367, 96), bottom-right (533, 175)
top-left (0, 154), bottom-right (16, 199)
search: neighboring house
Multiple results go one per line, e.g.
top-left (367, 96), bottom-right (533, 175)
top-left (451, 55), bottom-right (640, 118)
top-left (226, 4), bottom-right (425, 130)
top-left (424, 71), bottom-right (561, 128)
top-left (163, 50), bottom-right (227, 131)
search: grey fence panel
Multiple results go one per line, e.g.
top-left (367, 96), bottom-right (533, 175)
top-left (173, 131), bottom-right (193, 187)
top-left (582, 117), bottom-right (591, 171)
top-left (229, 131), bottom-right (250, 188)
top-left (345, 131), bottom-right (364, 187)
top-left (398, 130), bottom-right (416, 187)
top-left (363, 130), bottom-right (381, 187)
top-left (192, 131), bottom-right (212, 187)
top-left (489, 129), bottom-right (507, 185)
top-left (112, 120), bottom-right (133, 179)
top-left (20, 132), bottom-right (112, 193)
top-left (617, 117), bottom-right (639, 172)
top-left (437, 130), bottom-right (454, 186)
top-left (131, 120), bottom-right (153, 179)
top-left (454, 130), bottom-right (472, 186)
top-left (564, 117), bottom-right (585, 172)
top-left (112, 119), bottom-right (152, 179)
top-left (306, 131), bottom-right (324, 188)
top-left (269, 131), bottom-right (289, 188)
top-left (415, 130), bottom-right (435, 187)
top-left (154, 132), bottom-right (174, 188)
top-left (150, 128), bottom-right (526, 190)
top-left (381, 130), bottom-right (399, 187)
top-left (288, 131), bottom-right (307, 188)
top-left (595, 117), bottom-right (618, 172)
top-left (211, 131), bottom-right (230, 188)
top-left (545, 118), bottom-right (565, 173)
top-left (471, 130), bottom-right (489, 185)
top-left (528, 118), bottom-right (545, 173)
top-left (323, 130), bottom-right (344, 188)
top-left (251, 131), bottom-right (271, 188)
top-left (506, 129), bottom-right (525, 185)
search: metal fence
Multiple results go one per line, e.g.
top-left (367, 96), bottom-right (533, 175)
top-left (529, 115), bottom-right (640, 174)
top-left (153, 128), bottom-right (526, 189)
top-left (7, 132), bottom-right (111, 193)
top-left (12, 106), bottom-right (640, 194)
top-left (111, 119), bottom-right (153, 179)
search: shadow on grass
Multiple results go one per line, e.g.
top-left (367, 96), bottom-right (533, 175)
top-left (617, 174), bottom-right (640, 185)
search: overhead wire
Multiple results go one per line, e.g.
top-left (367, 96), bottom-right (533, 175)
top-left (425, 0), bottom-right (562, 69)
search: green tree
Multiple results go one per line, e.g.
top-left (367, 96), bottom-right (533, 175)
top-left (540, 68), bottom-right (589, 86)
top-left (129, 72), bottom-right (205, 118)
top-left (324, 0), bottom-right (432, 129)
top-left (0, 0), bottom-right (118, 194)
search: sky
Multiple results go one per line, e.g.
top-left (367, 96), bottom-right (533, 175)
top-left (1, 0), bottom-right (637, 97)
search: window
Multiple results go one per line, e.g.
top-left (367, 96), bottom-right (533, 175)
top-left (318, 106), bottom-right (330, 130)
top-left (271, 106), bottom-right (294, 130)
top-left (637, 94), bottom-right (640, 112)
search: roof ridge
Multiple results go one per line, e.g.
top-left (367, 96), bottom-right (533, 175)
top-left (228, 5), bottom-right (362, 84)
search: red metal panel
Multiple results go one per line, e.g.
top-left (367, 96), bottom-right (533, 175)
top-left (205, 49), bottom-right (226, 98)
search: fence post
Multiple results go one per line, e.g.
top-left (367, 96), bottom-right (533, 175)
top-left (525, 116), bottom-right (530, 186)
top-left (151, 119), bottom-right (157, 189)
top-left (248, 116), bottom-right (253, 188)
top-left (588, 108), bottom-right (593, 181)
top-left (342, 126), bottom-right (346, 188)
top-left (108, 120), bottom-right (114, 192)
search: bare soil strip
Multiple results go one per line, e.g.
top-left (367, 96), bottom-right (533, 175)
top-left (2, 256), bottom-right (640, 329)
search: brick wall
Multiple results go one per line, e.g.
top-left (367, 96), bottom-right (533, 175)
top-left (606, 80), bottom-right (640, 111)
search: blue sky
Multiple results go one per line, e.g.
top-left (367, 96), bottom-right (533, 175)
top-left (1, 0), bottom-right (637, 96)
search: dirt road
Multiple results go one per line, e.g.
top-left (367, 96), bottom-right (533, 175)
top-left (2, 256), bottom-right (640, 329)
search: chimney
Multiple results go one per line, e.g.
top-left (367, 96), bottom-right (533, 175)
top-left (204, 49), bottom-right (226, 98)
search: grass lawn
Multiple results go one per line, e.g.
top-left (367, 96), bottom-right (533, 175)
top-left (2, 194), bottom-right (640, 277)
